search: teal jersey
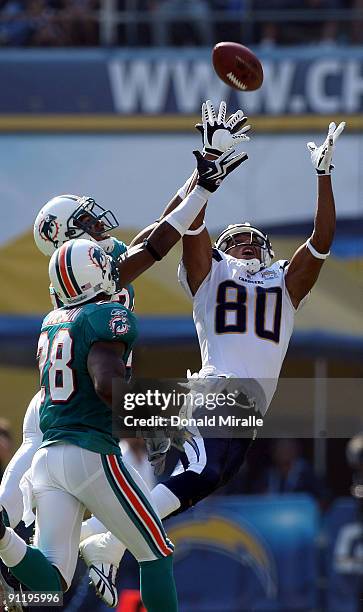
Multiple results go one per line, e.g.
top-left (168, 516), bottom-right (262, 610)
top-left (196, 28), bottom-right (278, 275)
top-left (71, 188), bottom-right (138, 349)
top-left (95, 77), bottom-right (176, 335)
top-left (108, 238), bottom-right (135, 312)
top-left (37, 301), bottom-right (138, 455)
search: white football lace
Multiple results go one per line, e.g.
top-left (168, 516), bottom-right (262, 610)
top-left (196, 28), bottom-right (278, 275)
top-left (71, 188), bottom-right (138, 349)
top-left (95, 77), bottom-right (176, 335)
top-left (227, 72), bottom-right (247, 90)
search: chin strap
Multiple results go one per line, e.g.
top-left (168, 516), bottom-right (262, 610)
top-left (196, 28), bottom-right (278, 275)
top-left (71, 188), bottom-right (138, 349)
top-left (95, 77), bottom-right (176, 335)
top-left (240, 258), bottom-right (261, 274)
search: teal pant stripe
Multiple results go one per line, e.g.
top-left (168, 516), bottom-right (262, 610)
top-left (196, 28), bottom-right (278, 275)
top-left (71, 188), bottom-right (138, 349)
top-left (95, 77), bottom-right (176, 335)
top-left (101, 455), bottom-right (162, 559)
top-left (117, 455), bottom-right (174, 552)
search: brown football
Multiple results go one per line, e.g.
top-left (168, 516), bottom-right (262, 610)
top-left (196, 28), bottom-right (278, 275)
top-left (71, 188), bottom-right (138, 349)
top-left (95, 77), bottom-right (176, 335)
top-left (212, 42), bottom-right (264, 92)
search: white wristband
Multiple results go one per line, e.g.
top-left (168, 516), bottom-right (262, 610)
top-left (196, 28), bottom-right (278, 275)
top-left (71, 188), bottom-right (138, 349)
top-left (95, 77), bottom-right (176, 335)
top-left (306, 239), bottom-right (330, 260)
top-left (164, 185), bottom-right (210, 236)
top-left (177, 176), bottom-right (193, 200)
top-left (185, 222), bottom-right (206, 236)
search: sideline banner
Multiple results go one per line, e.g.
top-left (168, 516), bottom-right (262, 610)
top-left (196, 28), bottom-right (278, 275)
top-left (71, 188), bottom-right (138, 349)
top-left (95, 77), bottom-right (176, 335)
top-left (1, 48), bottom-right (363, 130)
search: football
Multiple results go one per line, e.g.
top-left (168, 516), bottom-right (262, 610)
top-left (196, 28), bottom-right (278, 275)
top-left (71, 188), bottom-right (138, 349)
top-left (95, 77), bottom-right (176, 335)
top-left (212, 42), bottom-right (264, 91)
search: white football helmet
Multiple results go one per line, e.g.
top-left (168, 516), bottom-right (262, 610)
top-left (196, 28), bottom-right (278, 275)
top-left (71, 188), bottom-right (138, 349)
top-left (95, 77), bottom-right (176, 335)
top-left (215, 222), bottom-right (274, 274)
top-left (49, 239), bottom-right (116, 306)
top-left (34, 194), bottom-right (119, 256)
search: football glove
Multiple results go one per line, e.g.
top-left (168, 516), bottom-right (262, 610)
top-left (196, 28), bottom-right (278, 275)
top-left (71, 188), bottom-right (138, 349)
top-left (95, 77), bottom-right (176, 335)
top-left (195, 100), bottom-right (251, 157)
top-left (194, 148), bottom-right (248, 193)
top-left (307, 121), bottom-right (345, 175)
top-left (144, 434), bottom-right (171, 476)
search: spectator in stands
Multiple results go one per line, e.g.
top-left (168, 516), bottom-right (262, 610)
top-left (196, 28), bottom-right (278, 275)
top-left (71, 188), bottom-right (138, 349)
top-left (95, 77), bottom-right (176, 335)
top-left (150, 0), bottom-right (212, 46)
top-left (211, 0), bottom-right (246, 45)
top-left (253, 0), bottom-right (341, 46)
top-left (26, 0), bottom-right (66, 46)
top-left (0, 419), bottom-right (13, 480)
top-left (351, 0), bottom-right (363, 43)
top-left (0, 0), bottom-right (31, 45)
top-left (56, 0), bottom-right (99, 46)
top-left (255, 439), bottom-right (322, 496)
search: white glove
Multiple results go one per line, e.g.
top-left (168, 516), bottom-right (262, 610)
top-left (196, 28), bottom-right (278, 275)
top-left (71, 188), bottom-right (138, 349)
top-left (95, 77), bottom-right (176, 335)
top-left (144, 434), bottom-right (171, 476)
top-left (195, 100), bottom-right (251, 157)
top-left (307, 121), bottom-right (345, 175)
top-left (194, 148), bottom-right (248, 193)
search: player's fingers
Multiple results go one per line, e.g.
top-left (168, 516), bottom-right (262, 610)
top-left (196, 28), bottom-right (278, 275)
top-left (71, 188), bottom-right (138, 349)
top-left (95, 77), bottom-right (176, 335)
top-left (218, 148), bottom-right (236, 163)
top-left (325, 122), bottom-right (336, 147)
top-left (233, 124), bottom-right (251, 138)
top-left (333, 121), bottom-right (346, 142)
top-left (193, 149), bottom-right (204, 163)
top-left (223, 150), bottom-right (248, 168)
top-left (226, 110), bottom-right (247, 132)
top-left (307, 142), bottom-right (317, 152)
top-left (226, 110), bottom-right (243, 126)
top-left (206, 99), bottom-right (216, 124)
top-left (328, 122), bottom-right (336, 137)
top-left (217, 100), bottom-right (227, 124)
top-left (239, 124), bottom-right (251, 134)
top-left (224, 152), bottom-right (249, 173)
top-left (226, 110), bottom-right (241, 128)
top-left (232, 133), bottom-right (250, 143)
top-left (202, 102), bottom-right (209, 128)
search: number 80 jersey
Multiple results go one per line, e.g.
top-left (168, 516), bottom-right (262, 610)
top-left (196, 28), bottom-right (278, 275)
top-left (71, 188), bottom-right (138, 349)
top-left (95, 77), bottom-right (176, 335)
top-left (178, 249), bottom-right (307, 415)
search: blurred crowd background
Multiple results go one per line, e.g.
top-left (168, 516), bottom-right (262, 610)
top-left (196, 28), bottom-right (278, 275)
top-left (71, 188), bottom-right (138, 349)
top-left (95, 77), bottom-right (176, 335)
top-left (2, 0), bottom-right (363, 47)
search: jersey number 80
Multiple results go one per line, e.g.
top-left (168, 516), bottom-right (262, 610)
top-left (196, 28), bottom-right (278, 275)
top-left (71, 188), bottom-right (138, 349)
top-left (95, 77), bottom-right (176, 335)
top-left (215, 281), bottom-right (282, 343)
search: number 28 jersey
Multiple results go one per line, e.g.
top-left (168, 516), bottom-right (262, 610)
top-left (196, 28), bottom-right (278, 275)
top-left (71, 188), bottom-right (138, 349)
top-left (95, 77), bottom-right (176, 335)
top-left (178, 249), bottom-right (307, 415)
top-left (37, 301), bottom-right (138, 455)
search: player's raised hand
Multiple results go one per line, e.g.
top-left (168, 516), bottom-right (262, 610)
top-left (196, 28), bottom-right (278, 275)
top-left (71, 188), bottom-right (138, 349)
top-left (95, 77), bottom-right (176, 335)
top-left (195, 100), bottom-right (251, 157)
top-left (307, 121), bottom-right (345, 175)
top-left (144, 435), bottom-right (171, 476)
top-left (193, 148), bottom-right (248, 193)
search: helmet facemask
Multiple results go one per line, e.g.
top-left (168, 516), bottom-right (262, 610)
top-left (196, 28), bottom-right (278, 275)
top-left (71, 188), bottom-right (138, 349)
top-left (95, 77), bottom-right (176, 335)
top-left (66, 197), bottom-right (119, 241)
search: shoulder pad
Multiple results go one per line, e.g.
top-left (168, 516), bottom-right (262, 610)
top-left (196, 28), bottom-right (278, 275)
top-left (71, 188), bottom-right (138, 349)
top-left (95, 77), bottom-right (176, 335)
top-left (110, 238), bottom-right (128, 260)
top-left (212, 248), bottom-right (223, 262)
top-left (279, 260), bottom-right (290, 271)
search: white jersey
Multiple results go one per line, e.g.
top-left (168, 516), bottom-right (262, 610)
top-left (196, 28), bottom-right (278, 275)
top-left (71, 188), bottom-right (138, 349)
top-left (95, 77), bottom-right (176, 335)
top-left (179, 249), bottom-right (307, 415)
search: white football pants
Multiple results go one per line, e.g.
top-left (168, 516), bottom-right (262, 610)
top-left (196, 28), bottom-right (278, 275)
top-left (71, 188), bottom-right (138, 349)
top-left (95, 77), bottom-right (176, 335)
top-left (30, 443), bottom-right (173, 589)
top-left (0, 391), bottom-right (42, 527)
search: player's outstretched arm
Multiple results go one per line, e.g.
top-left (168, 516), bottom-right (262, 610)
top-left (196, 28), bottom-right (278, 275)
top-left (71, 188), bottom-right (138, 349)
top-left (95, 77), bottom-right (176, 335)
top-left (285, 121), bottom-right (345, 308)
top-left (128, 99), bottom-right (250, 251)
top-left (88, 341), bottom-right (126, 407)
top-left (116, 148), bottom-right (247, 286)
top-left (183, 100), bottom-right (251, 295)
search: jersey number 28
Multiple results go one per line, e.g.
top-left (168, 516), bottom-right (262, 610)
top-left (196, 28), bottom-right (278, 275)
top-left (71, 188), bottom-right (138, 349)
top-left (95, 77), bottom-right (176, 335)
top-left (37, 329), bottom-right (75, 403)
top-left (215, 281), bottom-right (282, 343)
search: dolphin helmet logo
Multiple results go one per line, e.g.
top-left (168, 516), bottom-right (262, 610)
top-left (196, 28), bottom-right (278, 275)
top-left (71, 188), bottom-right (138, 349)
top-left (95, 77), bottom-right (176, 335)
top-left (89, 245), bottom-right (108, 278)
top-left (39, 214), bottom-right (60, 248)
top-left (169, 515), bottom-right (278, 598)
